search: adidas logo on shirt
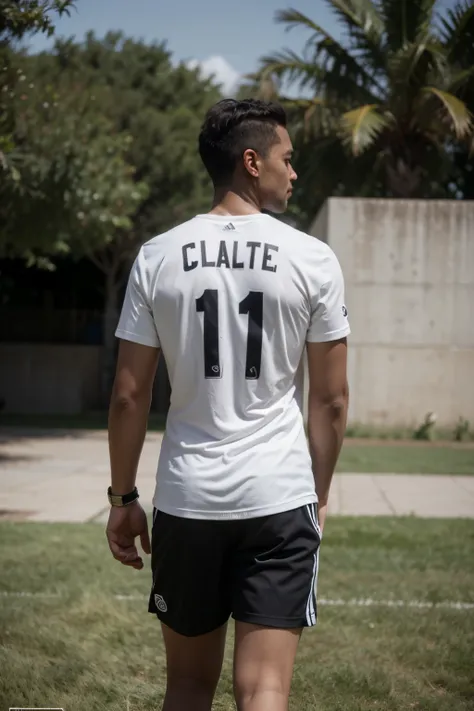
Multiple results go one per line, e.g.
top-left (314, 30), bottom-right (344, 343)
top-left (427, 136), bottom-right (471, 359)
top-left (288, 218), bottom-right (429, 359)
top-left (223, 222), bottom-right (236, 231)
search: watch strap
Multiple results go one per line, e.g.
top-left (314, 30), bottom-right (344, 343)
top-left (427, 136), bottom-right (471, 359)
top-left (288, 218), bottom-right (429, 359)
top-left (107, 486), bottom-right (139, 507)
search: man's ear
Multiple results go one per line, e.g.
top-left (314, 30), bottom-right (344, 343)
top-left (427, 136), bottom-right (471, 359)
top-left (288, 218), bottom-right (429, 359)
top-left (242, 148), bottom-right (259, 178)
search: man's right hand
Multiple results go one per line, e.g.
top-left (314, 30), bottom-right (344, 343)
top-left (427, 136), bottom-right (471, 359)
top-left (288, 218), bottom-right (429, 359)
top-left (106, 501), bottom-right (151, 570)
top-left (317, 500), bottom-right (327, 535)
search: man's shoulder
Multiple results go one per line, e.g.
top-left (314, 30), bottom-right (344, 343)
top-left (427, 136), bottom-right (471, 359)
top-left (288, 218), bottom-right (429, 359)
top-left (266, 216), bottom-right (337, 263)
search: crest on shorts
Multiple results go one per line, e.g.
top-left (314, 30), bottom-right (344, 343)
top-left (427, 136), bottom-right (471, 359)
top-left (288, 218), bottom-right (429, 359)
top-left (154, 594), bottom-right (168, 612)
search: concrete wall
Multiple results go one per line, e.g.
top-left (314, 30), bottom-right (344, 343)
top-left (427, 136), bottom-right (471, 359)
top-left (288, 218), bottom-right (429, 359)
top-left (308, 198), bottom-right (474, 427)
top-left (0, 344), bottom-right (102, 414)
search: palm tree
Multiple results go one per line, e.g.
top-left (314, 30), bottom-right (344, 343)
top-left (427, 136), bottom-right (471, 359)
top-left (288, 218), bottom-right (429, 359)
top-left (249, 0), bottom-right (474, 201)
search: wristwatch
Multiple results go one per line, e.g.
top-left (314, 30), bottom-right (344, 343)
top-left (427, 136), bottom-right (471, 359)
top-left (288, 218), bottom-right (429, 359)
top-left (107, 486), bottom-right (139, 507)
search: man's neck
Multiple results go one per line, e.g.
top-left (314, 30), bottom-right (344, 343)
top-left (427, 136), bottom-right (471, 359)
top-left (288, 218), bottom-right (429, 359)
top-left (209, 188), bottom-right (261, 217)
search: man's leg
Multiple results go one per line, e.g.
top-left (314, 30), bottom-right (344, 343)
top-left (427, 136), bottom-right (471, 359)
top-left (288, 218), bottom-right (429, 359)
top-left (148, 510), bottom-right (233, 710)
top-left (231, 504), bottom-right (322, 711)
top-left (161, 622), bottom-right (228, 711)
top-left (233, 623), bottom-right (301, 711)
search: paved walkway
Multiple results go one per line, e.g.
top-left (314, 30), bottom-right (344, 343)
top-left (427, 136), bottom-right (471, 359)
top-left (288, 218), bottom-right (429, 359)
top-left (1, 430), bottom-right (473, 522)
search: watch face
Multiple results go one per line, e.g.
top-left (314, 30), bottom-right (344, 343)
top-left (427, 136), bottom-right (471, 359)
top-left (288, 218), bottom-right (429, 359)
top-left (108, 488), bottom-right (138, 506)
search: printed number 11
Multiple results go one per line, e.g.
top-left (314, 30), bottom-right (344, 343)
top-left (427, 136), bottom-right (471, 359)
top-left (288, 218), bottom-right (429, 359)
top-left (196, 290), bottom-right (263, 379)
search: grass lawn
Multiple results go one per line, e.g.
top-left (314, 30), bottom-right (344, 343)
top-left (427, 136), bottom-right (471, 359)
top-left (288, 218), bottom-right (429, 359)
top-left (1, 517), bottom-right (473, 711)
top-left (337, 441), bottom-right (474, 474)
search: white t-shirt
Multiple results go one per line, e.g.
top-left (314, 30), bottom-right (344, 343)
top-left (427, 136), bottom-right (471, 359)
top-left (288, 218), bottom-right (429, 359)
top-left (116, 213), bottom-right (350, 519)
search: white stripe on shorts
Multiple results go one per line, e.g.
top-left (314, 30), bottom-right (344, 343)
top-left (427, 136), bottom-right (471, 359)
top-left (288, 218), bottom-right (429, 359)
top-left (306, 502), bottom-right (322, 539)
top-left (305, 504), bottom-right (321, 626)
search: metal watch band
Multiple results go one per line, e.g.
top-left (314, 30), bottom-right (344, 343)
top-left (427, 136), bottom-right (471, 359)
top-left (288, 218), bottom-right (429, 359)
top-left (107, 486), bottom-right (139, 507)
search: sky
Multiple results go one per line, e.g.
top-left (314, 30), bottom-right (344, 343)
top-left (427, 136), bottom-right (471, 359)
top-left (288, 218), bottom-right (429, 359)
top-left (26, 0), bottom-right (457, 95)
top-left (26, 0), bottom-right (343, 94)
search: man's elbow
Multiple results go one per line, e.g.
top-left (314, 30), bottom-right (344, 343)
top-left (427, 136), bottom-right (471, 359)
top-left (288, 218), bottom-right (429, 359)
top-left (109, 379), bottom-right (151, 413)
top-left (323, 395), bottom-right (348, 421)
top-left (309, 382), bottom-right (349, 417)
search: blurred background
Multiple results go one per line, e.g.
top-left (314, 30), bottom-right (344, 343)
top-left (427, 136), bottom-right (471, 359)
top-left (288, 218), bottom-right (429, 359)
top-left (0, 0), bottom-right (473, 440)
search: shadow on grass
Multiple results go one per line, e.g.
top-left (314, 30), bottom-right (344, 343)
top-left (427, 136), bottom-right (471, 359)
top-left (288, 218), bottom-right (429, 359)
top-left (0, 412), bottom-right (167, 441)
top-left (0, 451), bottom-right (36, 463)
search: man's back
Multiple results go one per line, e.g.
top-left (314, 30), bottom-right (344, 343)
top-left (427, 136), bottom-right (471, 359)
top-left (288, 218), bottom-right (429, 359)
top-left (116, 212), bottom-right (349, 519)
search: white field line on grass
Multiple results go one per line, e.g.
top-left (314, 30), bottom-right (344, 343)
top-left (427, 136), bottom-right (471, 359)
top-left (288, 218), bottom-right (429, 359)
top-left (1, 590), bottom-right (474, 611)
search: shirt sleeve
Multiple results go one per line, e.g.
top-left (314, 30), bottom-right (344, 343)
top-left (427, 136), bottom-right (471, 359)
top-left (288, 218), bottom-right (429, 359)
top-left (306, 248), bottom-right (351, 343)
top-left (115, 247), bottom-right (160, 348)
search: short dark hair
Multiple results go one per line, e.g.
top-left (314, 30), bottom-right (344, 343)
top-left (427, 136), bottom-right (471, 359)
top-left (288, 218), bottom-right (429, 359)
top-left (198, 98), bottom-right (287, 186)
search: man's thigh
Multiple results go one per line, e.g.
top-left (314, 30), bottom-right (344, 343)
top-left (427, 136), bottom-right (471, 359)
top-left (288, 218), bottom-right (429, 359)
top-left (233, 621), bottom-right (301, 706)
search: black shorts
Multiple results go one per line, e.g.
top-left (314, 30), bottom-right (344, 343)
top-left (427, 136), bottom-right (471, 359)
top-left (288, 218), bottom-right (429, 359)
top-left (148, 503), bottom-right (322, 637)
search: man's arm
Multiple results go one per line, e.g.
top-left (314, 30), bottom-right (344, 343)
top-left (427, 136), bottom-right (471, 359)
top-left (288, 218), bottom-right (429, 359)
top-left (306, 338), bottom-right (349, 531)
top-left (108, 339), bottom-right (160, 495)
top-left (106, 339), bottom-right (159, 570)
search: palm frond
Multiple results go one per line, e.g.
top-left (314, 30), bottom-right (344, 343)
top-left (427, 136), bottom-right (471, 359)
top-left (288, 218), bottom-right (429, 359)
top-left (324, 0), bottom-right (387, 73)
top-left (325, 0), bottom-right (384, 37)
top-left (379, 0), bottom-right (438, 50)
top-left (256, 49), bottom-right (325, 93)
top-left (276, 9), bottom-right (373, 78)
top-left (438, 1), bottom-right (474, 66)
top-left (283, 97), bottom-right (338, 137)
top-left (274, 8), bottom-right (385, 100)
top-left (275, 8), bottom-right (332, 36)
top-left (294, 128), bottom-right (389, 203)
top-left (340, 103), bottom-right (394, 154)
top-left (445, 66), bottom-right (474, 95)
top-left (422, 86), bottom-right (473, 139)
top-left (281, 97), bottom-right (326, 116)
top-left (388, 39), bottom-right (445, 90)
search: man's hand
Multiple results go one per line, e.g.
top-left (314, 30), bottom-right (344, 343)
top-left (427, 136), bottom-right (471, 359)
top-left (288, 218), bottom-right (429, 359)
top-left (317, 500), bottom-right (328, 535)
top-left (106, 502), bottom-right (151, 570)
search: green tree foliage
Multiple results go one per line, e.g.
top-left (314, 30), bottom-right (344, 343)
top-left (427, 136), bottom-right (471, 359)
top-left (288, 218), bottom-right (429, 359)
top-left (1, 2), bottom-right (144, 291)
top-left (1, 67), bottom-right (146, 265)
top-left (1, 1), bottom-right (75, 182)
top-left (18, 32), bottom-right (220, 395)
top-left (1, 1), bottom-right (79, 254)
top-left (439, 1), bottom-right (474, 198)
top-left (42, 32), bottom-right (220, 242)
top-left (0, 0), bottom-right (74, 41)
top-left (246, 0), bottom-right (474, 222)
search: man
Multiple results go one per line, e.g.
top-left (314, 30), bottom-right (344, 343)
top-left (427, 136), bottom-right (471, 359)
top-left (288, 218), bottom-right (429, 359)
top-left (106, 98), bottom-right (350, 711)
